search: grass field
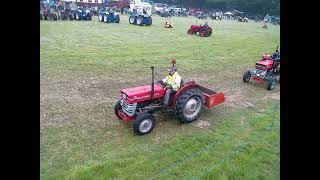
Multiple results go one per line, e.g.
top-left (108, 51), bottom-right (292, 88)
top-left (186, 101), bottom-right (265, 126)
top-left (40, 15), bottom-right (280, 179)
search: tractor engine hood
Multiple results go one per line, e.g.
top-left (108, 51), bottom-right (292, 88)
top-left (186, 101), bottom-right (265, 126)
top-left (121, 84), bottom-right (165, 104)
top-left (256, 60), bottom-right (273, 70)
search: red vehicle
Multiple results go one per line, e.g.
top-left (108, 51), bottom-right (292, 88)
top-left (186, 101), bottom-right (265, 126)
top-left (43, 6), bottom-right (58, 21)
top-left (243, 46), bottom-right (280, 90)
top-left (187, 24), bottom-right (212, 37)
top-left (114, 66), bottom-right (225, 135)
top-left (60, 6), bottom-right (74, 20)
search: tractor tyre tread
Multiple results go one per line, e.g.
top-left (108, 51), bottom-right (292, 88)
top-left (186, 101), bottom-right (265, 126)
top-left (174, 88), bottom-right (204, 124)
top-left (114, 100), bottom-right (122, 119)
top-left (243, 70), bottom-right (251, 82)
top-left (133, 113), bottom-right (155, 135)
top-left (267, 78), bottom-right (277, 90)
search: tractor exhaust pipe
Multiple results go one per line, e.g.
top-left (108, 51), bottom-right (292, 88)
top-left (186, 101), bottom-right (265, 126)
top-left (150, 66), bottom-right (154, 100)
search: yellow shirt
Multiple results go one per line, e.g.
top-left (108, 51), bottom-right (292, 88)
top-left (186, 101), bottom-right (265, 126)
top-left (162, 72), bottom-right (181, 91)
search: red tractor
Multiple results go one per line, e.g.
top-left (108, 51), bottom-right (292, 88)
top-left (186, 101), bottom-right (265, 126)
top-left (114, 66), bottom-right (225, 135)
top-left (187, 25), bottom-right (213, 37)
top-left (43, 6), bottom-right (58, 21)
top-left (243, 46), bottom-right (280, 90)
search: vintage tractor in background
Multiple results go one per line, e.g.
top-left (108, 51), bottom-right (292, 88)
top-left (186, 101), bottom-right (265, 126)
top-left (99, 10), bottom-right (120, 23)
top-left (129, 13), bottom-right (152, 26)
top-left (197, 13), bottom-right (208, 19)
top-left (75, 7), bottom-right (92, 21)
top-left (114, 65), bottom-right (225, 135)
top-left (187, 24), bottom-right (213, 37)
top-left (40, 8), bottom-right (44, 20)
top-left (60, 6), bottom-right (74, 21)
top-left (42, 6), bottom-right (58, 21)
top-left (237, 16), bottom-right (248, 22)
top-left (243, 46), bottom-right (280, 90)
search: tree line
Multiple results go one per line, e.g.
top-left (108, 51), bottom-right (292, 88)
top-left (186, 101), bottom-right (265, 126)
top-left (153, 0), bottom-right (280, 16)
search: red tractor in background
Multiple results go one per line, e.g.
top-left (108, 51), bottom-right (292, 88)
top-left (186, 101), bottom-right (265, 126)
top-left (187, 24), bottom-right (213, 37)
top-left (243, 46), bottom-right (280, 90)
top-left (42, 6), bottom-right (58, 21)
top-left (114, 66), bottom-right (225, 135)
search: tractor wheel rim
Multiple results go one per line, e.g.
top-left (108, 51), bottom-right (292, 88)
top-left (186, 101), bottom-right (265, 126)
top-left (99, 15), bottom-right (102, 21)
top-left (104, 16), bottom-right (107, 22)
top-left (137, 18), bottom-right (141, 24)
top-left (184, 97), bottom-right (201, 119)
top-left (139, 119), bottom-right (152, 133)
top-left (130, 17), bottom-right (134, 23)
top-left (76, 14), bottom-right (79, 19)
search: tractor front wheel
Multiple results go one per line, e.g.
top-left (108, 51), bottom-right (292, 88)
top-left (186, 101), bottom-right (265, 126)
top-left (115, 15), bottom-right (120, 23)
top-left (114, 100), bottom-right (122, 119)
top-left (133, 113), bottom-right (155, 135)
top-left (174, 88), bottom-right (204, 123)
top-left (136, 16), bottom-right (143, 26)
top-left (267, 78), bottom-right (277, 90)
top-left (243, 70), bottom-right (251, 82)
top-left (187, 29), bottom-right (193, 35)
top-left (129, 16), bottom-right (135, 24)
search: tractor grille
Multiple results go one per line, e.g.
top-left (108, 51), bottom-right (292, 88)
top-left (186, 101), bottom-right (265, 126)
top-left (253, 69), bottom-right (267, 78)
top-left (121, 100), bottom-right (137, 117)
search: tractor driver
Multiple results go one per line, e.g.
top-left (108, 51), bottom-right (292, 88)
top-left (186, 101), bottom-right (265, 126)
top-left (158, 66), bottom-right (182, 107)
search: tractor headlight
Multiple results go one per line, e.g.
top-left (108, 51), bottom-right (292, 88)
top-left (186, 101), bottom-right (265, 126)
top-left (122, 94), bottom-right (126, 99)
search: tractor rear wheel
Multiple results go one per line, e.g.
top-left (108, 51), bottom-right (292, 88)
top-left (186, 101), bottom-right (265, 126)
top-left (243, 70), bottom-right (251, 82)
top-left (199, 27), bottom-right (211, 37)
top-left (99, 14), bottom-right (104, 22)
top-left (133, 113), bottom-right (155, 135)
top-left (76, 13), bottom-right (80, 21)
top-left (174, 88), bottom-right (204, 123)
top-left (114, 100), bottom-right (122, 119)
top-left (147, 17), bottom-right (152, 25)
top-left (267, 78), bottom-right (277, 90)
top-left (88, 14), bottom-right (92, 21)
top-left (115, 15), bottom-right (120, 23)
top-left (104, 15), bottom-right (108, 23)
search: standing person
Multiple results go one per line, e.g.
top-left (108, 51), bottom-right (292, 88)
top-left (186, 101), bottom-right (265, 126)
top-left (57, 0), bottom-right (63, 20)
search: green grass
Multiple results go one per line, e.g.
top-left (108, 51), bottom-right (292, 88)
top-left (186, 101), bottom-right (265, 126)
top-left (40, 15), bottom-right (280, 179)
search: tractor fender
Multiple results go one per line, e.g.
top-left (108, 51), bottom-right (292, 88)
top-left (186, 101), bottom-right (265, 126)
top-left (172, 81), bottom-right (203, 106)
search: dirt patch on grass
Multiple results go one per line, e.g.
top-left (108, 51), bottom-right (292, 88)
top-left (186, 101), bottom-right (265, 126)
top-left (224, 88), bottom-right (254, 109)
top-left (262, 92), bottom-right (280, 101)
top-left (192, 120), bottom-right (211, 129)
